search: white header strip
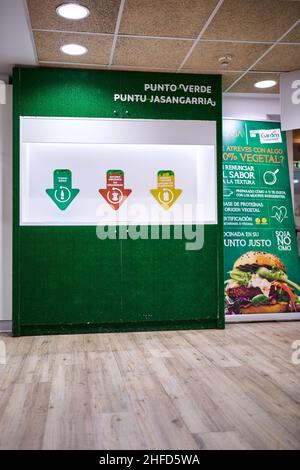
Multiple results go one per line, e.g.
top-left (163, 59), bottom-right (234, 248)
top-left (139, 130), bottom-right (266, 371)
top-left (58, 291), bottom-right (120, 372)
top-left (20, 117), bottom-right (216, 146)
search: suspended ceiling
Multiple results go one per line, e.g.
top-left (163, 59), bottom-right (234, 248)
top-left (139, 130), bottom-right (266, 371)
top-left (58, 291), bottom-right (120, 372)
top-left (21, 0), bottom-right (300, 92)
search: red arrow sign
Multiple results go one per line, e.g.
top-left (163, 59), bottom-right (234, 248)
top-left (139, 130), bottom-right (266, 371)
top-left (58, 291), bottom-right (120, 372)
top-left (99, 170), bottom-right (132, 210)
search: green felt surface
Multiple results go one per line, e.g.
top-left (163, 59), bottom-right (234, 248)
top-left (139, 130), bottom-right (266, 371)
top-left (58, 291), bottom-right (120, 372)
top-left (13, 67), bottom-right (224, 336)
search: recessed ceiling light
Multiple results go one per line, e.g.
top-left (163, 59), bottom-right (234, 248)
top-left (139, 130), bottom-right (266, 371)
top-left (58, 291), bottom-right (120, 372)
top-left (56, 3), bottom-right (90, 20)
top-left (254, 80), bottom-right (277, 89)
top-left (60, 44), bottom-right (88, 56)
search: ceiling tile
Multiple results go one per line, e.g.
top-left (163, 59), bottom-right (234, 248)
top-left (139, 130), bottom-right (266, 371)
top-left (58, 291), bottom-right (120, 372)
top-left (226, 72), bottom-right (280, 93)
top-left (179, 69), bottom-right (240, 91)
top-left (33, 31), bottom-right (113, 65)
top-left (111, 66), bottom-right (176, 73)
top-left (281, 23), bottom-right (300, 43)
top-left (255, 44), bottom-right (300, 71)
top-left (179, 69), bottom-right (222, 75)
top-left (221, 72), bottom-right (242, 91)
top-left (112, 38), bottom-right (191, 68)
top-left (202, 0), bottom-right (300, 42)
top-left (119, 0), bottom-right (220, 38)
top-left (184, 41), bottom-right (268, 71)
top-left (27, 0), bottom-right (120, 34)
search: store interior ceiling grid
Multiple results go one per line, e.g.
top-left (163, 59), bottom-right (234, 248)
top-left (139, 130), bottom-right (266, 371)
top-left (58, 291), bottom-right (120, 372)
top-left (25, 0), bottom-right (300, 94)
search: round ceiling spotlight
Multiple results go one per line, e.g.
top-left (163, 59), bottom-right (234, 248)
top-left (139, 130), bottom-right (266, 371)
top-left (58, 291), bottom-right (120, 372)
top-left (254, 80), bottom-right (277, 89)
top-left (60, 43), bottom-right (88, 55)
top-left (56, 3), bottom-right (90, 20)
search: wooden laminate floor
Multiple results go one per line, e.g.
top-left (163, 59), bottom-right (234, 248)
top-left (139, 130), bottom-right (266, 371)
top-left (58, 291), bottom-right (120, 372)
top-left (0, 322), bottom-right (300, 450)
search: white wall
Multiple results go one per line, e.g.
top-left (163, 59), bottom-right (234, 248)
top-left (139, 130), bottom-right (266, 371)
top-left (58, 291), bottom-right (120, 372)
top-left (223, 92), bottom-right (280, 121)
top-left (0, 85), bottom-right (12, 327)
top-left (0, 0), bottom-right (37, 78)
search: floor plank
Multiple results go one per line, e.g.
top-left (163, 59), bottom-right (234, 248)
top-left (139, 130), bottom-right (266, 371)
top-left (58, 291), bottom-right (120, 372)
top-left (0, 322), bottom-right (300, 449)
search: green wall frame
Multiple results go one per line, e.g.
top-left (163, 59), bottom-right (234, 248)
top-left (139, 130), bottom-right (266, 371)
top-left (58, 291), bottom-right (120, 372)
top-left (13, 67), bottom-right (224, 336)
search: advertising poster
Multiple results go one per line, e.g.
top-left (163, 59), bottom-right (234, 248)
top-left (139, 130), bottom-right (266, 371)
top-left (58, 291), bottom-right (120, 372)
top-left (223, 119), bottom-right (300, 320)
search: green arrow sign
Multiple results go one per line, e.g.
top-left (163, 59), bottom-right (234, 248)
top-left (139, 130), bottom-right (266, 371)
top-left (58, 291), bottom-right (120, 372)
top-left (46, 169), bottom-right (79, 210)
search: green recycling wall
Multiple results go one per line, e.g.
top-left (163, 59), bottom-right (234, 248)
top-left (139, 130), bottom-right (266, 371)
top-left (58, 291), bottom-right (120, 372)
top-left (13, 67), bottom-right (223, 336)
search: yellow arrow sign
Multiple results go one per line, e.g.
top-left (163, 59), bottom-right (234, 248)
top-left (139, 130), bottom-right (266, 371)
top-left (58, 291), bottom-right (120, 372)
top-left (150, 170), bottom-right (182, 210)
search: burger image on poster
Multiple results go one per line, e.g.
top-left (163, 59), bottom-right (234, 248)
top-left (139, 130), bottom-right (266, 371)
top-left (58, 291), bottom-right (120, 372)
top-left (225, 251), bottom-right (300, 314)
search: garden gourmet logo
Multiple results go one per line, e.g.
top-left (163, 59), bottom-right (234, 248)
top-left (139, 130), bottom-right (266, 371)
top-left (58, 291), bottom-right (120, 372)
top-left (249, 128), bottom-right (282, 144)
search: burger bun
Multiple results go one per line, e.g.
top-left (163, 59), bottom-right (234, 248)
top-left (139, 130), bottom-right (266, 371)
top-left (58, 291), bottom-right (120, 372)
top-left (233, 251), bottom-right (286, 272)
top-left (239, 301), bottom-right (289, 314)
